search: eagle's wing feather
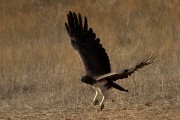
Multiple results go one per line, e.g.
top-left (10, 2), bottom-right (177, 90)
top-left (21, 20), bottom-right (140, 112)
top-left (97, 53), bottom-right (156, 81)
top-left (65, 11), bottom-right (111, 77)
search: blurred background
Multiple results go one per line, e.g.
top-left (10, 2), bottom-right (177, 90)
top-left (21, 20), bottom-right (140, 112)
top-left (0, 0), bottom-right (179, 110)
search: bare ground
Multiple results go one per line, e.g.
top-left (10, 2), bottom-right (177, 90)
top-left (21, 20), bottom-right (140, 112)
top-left (0, 99), bottom-right (179, 120)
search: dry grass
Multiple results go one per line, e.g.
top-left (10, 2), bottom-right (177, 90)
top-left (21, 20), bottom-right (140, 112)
top-left (0, 0), bottom-right (179, 119)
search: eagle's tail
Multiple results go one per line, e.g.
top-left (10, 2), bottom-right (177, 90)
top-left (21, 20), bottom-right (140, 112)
top-left (111, 82), bottom-right (128, 92)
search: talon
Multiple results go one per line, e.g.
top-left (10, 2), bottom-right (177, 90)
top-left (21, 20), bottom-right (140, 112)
top-left (100, 104), bottom-right (104, 110)
top-left (93, 99), bottom-right (99, 105)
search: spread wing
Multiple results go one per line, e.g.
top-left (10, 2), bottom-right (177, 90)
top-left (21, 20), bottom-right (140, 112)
top-left (65, 11), bottom-right (111, 77)
top-left (97, 53), bottom-right (156, 81)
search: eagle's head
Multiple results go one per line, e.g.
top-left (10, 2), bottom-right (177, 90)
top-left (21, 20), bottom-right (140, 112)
top-left (81, 75), bottom-right (97, 85)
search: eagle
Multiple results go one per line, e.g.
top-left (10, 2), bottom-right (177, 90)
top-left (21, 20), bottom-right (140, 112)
top-left (65, 11), bottom-right (156, 110)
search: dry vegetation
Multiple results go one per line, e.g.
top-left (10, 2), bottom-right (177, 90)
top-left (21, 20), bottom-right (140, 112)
top-left (0, 0), bottom-right (179, 119)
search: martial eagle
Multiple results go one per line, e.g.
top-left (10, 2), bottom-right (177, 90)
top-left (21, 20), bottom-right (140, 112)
top-left (65, 11), bottom-right (156, 110)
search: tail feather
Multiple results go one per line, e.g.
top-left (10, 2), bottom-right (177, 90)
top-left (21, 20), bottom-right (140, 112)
top-left (111, 82), bottom-right (128, 92)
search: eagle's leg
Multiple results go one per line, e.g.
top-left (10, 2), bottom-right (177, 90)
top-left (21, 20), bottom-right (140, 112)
top-left (99, 88), bottom-right (105, 110)
top-left (92, 87), bottom-right (99, 105)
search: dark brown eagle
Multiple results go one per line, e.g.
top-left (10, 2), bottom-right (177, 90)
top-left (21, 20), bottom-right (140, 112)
top-left (65, 11), bottom-right (156, 110)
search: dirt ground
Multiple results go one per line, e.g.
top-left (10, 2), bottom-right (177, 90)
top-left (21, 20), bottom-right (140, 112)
top-left (0, 100), bottom-right (179, 120)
